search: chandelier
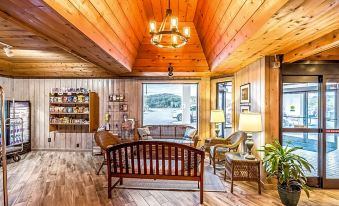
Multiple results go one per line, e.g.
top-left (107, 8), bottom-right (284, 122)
top-left (149, 0), bottom-right (190, 48)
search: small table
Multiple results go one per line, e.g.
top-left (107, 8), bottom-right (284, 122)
top-left (224, 152), bottom-right (261, 194)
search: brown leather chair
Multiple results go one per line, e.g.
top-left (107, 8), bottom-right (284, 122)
top-left (209, 131), bottom-right (247, 174)
top-left (94, 131), bottom-right (122, 175)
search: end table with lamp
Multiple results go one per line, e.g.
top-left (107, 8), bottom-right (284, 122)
top-left (238, 112), bottom-right (262, 160)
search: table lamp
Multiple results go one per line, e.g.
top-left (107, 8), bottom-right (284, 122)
top-left (238, 112), bottom-right (262, 160)
top-left (210, 110), bottom-right (225, 137)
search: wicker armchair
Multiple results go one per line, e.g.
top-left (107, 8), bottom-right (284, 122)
top-left (209, 131), bottom-right (247, 174)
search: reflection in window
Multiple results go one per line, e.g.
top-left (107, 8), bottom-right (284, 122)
top-left (142, 84), bottom-right (198, 128)
top-left (217, 81), bottom-right (232, 137)
top-left (282, 132), bottom-right (319, 177)
top-left (282, 83), bottom-right (319, 128)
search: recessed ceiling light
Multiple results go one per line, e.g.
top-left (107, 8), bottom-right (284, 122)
top-left (0, 41), bottom-right (14, 57)
top-left (3, 46), bottom-right (14, 57)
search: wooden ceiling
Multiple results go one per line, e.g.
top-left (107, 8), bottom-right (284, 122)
top-left (142, 0), bottom-right (198, 22)
top-left (0, 0), bottom-right (338, 77)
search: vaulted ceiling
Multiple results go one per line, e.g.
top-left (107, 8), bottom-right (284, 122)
top-left (0, 0), bottom-right (338, 77)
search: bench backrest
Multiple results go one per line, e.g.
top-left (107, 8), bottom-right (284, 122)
top-left (106, 141), bottom-right (205, 179)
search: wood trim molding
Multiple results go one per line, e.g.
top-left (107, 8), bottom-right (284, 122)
top-left (284, 29), bottom-right (339, 63)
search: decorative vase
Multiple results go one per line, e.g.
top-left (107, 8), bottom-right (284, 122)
top-left (277, 185), bottom-right (301, 206)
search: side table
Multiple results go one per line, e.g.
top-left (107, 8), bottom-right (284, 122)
top-left (224, 152), bottom-right (261, 194)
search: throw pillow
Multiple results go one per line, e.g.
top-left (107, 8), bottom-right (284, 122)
top-left (184, 128), bottom-right (197, 139)
top-left (137, 127), bottom-right (151, 139)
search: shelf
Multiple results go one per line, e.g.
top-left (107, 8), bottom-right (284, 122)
top-left (49, 113), bottom-right (89, 115)
top-left (50, 93), bottom-right (89, 96)
top-left (50, 123), bottom-right (89, 126)
top-left (107, 101), bottom-right (127, 103)
top-left (50, 102), bottom-right (89, 105)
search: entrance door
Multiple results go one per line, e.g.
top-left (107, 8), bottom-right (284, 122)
top-left (281, 76), bottom-right (321, 187)
top-left (323, 79), bottom-right (339, 188)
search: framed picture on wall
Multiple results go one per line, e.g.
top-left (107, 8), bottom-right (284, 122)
top-left (240, 83), bottom-right (251, 104)
top-left (240, 105), bottom-right (251, 113)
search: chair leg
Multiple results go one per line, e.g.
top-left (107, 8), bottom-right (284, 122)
top-left (96, 160), bottom-right (105, 175)
top-left (213, 159), bottom-right (216, 174)
top-left (231, 179), bottom-right (234, 193)
top-left (120, 177), bottom-right (123, 185)
top-left (197, 181), bottom-right (199, 189)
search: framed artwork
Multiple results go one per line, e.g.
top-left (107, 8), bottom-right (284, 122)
top-left (240, 105), bottom-right (251, 113)
top-left (240, 83), bottom-right (251, 104)
top-left (119, 104), bottom-right (128, 112)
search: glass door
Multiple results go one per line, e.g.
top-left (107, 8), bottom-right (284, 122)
top-left (281, 76), bottom-right (321, 187)
top-left (323, 79), bottom-right (339, 188)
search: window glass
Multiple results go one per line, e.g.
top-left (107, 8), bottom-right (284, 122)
top-left (142, 84), bottom-right (198, 128)
top-left (217, 81), bottom-right (232, 137)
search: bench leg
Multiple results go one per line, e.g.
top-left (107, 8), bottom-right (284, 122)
top-left (200, 180), bottom-right (203, 204)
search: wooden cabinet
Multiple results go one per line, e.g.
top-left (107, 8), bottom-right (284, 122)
top-left (49, 91), bottom-right (99, 132)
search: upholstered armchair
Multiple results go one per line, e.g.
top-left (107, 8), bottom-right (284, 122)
top-left (209, 131), bottom-right (247, 174)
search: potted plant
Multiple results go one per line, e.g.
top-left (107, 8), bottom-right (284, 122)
top-left (259, 141), bottom-right (314, 206)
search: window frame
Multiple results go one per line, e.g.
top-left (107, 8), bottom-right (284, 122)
top-left (141, 82), bottom-right (199, 129)
top-left (216, 81), bottom-right (233, 138)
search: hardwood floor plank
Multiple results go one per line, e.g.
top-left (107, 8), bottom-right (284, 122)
top-left (1, 151), bottom-right (339, 206)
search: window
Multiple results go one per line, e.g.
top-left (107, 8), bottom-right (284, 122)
top-left (142, 83), bottom-right (198, 128)
top-left (216, 81), bottom-right (232, 137)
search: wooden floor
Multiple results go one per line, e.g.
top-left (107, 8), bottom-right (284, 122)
top-left (1, 152), bottom-right (339, 206)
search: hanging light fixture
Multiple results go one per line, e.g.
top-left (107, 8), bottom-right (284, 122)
top-left (149, 0), bottom-right (190, 48)
top-left (0, 41), bottom-right (14, 57)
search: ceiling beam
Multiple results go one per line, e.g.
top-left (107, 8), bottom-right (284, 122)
top-left (283, 29), bottom-right (339, 63)
top-left (210, 0), bottom-right (289, 71)
top-left (0, 0), bottom-right (128, 74)
top-left (42, 0), bottom-right (133, 71)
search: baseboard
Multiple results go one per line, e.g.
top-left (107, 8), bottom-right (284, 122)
top-left (31, 148), bottom-right (92, 152)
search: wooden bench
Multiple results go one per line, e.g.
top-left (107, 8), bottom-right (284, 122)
top-left (106, 141), bottom-right (205, 204)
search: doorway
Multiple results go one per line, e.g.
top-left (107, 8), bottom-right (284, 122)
top-left (281, 75), bottom-right (339, 188)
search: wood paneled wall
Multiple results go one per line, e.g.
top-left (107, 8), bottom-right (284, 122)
top-left (234, 57), bottom-right (280, 156)
top-left (0, 77), bottom-right (210, 151)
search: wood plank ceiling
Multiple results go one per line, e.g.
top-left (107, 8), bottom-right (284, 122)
top-left (0, 0), bottom-right (338, 77)
top-left (0, 14), bottom-right (112, 77)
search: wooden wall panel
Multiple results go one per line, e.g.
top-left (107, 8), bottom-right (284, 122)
top-left (234, 57), bottom-right (279, 157)
top-left (3, 77), bottom-right (209, 151)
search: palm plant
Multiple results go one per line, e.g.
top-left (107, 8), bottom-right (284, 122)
top-left (258, 141), bottom-right (314, 198)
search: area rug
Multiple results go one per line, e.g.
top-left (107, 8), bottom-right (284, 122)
top-left (114, 165), bottom-right (225, 192)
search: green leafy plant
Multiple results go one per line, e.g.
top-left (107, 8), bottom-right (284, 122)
top-left (258, 141), bottom-right (314, 197)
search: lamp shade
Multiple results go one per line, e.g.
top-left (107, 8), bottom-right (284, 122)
top-left (238, 112), bottom-right (262, 132)
top-left (210, 110), bottom-right (225, 123)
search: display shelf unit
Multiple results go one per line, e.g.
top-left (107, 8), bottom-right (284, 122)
top-left (49, 91), bottom-right (99, 132)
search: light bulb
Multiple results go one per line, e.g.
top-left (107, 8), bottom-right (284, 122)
top-left (183, 27), bottom-right (190, 38)
top-left (152, 35), bottom-right (160, 44)
top-left (172, 35), bottom-right (178, 47)
top-left (170, 17), bottom-right (178, 31)
top-left (149, 21), bottom-right (156, 34)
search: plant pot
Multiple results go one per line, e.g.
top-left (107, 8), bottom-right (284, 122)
top-left (277, 185), bottom-right (301, 206)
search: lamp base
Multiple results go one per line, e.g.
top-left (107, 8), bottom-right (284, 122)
top-left (245, 133), bottom-right (255, 160)
top-left (245, 154), bottom-right (256, 160)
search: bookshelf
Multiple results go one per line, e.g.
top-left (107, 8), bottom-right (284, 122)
top-left (49, 90), bottom-right (99, 132)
